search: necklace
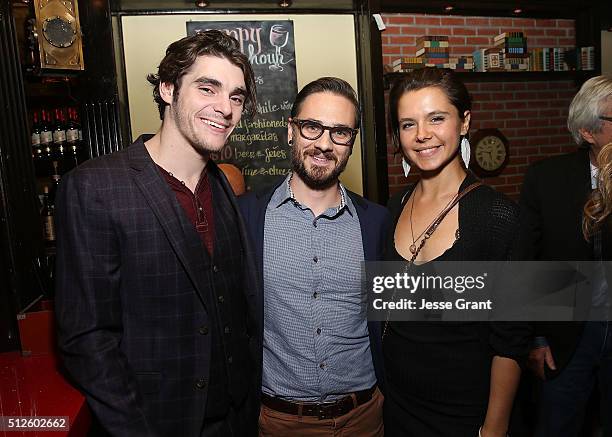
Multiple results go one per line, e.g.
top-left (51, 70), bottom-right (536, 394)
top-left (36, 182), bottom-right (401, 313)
top-left (383, 180), bottom-right (484, 340)
top-left (408, 182), bottom-right (458, 255)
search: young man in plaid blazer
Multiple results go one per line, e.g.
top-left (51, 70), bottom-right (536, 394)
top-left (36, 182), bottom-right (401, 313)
top-left (55, 31), bottom-right (261, 437)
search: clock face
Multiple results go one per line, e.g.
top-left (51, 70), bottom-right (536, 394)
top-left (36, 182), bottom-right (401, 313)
top-left (475, 135), bottom-right (507, 171)
top-left (42, 16), bottom-right (77, 48)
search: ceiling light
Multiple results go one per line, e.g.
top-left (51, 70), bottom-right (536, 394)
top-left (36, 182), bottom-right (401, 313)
top-left (513, 8), bottom-right (523, 14)
top-left (278, 0), bottom-right (292, 7)
top-left (195, 0), bottom-right (209, 7)
top-left (444, 5), bottom-right (454, 11)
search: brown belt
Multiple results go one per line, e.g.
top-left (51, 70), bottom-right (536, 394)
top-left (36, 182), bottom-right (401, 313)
top-left (261, 385), bottom-right (377, 420)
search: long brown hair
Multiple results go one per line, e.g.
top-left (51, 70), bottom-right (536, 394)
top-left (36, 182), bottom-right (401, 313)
top-left (583, 142), bottom-right (612, 239)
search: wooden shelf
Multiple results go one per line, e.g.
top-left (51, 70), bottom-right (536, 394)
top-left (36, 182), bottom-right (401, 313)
top-left (24, 75), bottom-right (80, 100)
top-left (384, 70), bottom-right (597, 89)
top-left (380, 0), bottom-right (592, 19)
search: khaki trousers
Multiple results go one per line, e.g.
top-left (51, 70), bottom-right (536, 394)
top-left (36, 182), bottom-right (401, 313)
top-left (258, 387), bottom-right (384, 437)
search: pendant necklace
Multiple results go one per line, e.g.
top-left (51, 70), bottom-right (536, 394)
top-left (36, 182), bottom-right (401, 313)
top-left (408, 182), bottom-right (458, 255)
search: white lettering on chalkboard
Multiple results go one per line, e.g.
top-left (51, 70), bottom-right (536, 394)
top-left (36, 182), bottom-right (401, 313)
top-left (196, 25), bottom-right (263, 56)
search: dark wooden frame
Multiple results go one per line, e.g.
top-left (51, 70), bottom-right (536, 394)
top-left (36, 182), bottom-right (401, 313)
top-left (469, 128), bottom-right (510, 177)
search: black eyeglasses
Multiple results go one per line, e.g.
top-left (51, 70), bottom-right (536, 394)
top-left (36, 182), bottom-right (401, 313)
top-left (600, 116), bottom-right (612, 123)
top-left (290, 118), bottom-right (358, 146)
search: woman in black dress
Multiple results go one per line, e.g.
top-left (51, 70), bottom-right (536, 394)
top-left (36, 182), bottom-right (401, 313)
top-left (383, 67), bottom-right (529, 436)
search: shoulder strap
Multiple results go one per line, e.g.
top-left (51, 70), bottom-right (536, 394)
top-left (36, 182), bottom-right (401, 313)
top-left (430, 181), bottom-right (483, 233)
top-left (409, 181), bottom-right (483, 263)
top-left (448, 181), bottom-right (483, 212)
top-left (400, 183), bottom-right (417, 206)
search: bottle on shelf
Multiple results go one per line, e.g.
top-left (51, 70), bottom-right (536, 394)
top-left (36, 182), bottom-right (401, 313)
top-left (65, 107), bottom-right (82, 171)
top-left (31, 110), bottom-right (44, 175)
top-left (39, 109), bottom-right (54, 176)
top-left (49, 161), bottom-right (61, 206)
top-left (53, 107), bottom-right (67, 172)
top-left (74, 107), bottom-right (88, 164)
top-left (41, 185), bottom-right (56, 244)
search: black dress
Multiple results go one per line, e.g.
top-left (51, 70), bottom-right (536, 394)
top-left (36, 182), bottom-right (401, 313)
top-left (383, 173), bottom-right (530, 437)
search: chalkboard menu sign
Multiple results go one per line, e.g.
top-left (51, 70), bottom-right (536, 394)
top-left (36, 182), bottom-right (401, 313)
top-left (187, 20), bottom-right (297, 191)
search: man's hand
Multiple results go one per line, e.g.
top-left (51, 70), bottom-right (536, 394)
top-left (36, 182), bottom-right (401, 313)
top-left (527, 346), bottom-right (556, 380)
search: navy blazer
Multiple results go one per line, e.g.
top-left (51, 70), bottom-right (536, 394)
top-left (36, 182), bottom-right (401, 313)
top-left (517, 147), bottom-right (595, 377)
top-left (238, 177), bottom-right (391, 391)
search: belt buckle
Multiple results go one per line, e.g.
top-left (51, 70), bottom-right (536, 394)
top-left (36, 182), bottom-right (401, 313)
top-left (316, 400), bottom-right (342, 420)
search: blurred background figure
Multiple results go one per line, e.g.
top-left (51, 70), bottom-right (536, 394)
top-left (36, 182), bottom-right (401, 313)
top-left (584, 142), bottom-right (612, 239)
top-left (518, 74), bottom-right (612, 437)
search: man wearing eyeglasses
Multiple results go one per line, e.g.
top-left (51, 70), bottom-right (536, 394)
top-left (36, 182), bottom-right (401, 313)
top-left (238, 77), bottom-right (389, 436)
top-left (517, 74), bottom-right (612, 436)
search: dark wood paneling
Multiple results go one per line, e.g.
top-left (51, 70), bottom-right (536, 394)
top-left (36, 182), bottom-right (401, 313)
top-left (0, 0), bottom-right (124, 352)
top-left (575, 7), bottom-right (602, 75)
top-left (83, 100), bottom-right (123, 157)
top-left (110, 0), bottom-right (355, 12)
top-left (0, 0), bottom-right (45, 351)
top-left (78, 0), bottom-right (125, 154)
top-left (355, 0), bottom-right (389, 204)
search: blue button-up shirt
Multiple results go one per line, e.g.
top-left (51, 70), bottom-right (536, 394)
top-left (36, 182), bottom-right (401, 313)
top-left (262, 174), bottom-right (376, 401)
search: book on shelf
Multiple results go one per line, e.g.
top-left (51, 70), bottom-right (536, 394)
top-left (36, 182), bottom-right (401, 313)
top-left (422, 57), bottom-right (448, 65)
top-left (424, 63), bottom-right (452, 68)
top-left (417, 40), bottom-right (449, 48)
top-left (392, 63), bottom-right (425, 72)
top-left (416, 50), bottom-right (449, 58)
top-left (416, 46), bottom-right (449, 54)
top-left (390, 57), bottom-right (424, 72)
top-left (494, 44), bottom-right (528, 55)
top-left (416, 35), bottom-right (449, 44)
top-left (580, 46), bottom-right (595, 70)
top-left (504, 56), bottom-right (529, 71)
top-left (494, 32), bottom-right (524, 43)
top-left (472, 49), bottom-right (488, 72)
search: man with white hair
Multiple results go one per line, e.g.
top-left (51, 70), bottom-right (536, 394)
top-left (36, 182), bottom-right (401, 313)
top-left (517, 75), bottom-right (612, 436)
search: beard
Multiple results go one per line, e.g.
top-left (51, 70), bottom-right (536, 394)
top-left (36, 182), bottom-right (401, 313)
top-left (291, 146), bottom-right (349, 190)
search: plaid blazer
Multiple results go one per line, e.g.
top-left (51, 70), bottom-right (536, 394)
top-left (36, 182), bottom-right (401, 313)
top-left (55, 135), bottom-right (262, 437)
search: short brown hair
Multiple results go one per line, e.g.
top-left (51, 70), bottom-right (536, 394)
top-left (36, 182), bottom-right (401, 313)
top-left (147, 30), bottom-right (257, 119)
top-left (388, 67), bottom-right (471, 148)
top-left (291, 77), bottom-right (360, 128)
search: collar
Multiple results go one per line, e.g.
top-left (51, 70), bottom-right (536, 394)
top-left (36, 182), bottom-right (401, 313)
top-left (270, 172), bottom-right (354, 216)
top-left (590, 160), bottom-right (599, 189)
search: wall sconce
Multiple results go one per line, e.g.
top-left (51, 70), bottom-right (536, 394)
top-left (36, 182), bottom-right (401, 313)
top-left (278, 0), bottom-right (292, 7)
top-left (195, 0), bottom-right (209, 7)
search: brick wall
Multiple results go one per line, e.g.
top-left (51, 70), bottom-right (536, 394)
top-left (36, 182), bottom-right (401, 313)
top-left (382, 13), bottom-right (579, 198)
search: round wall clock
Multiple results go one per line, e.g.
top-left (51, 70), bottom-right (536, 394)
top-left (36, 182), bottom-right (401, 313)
top-left (42, 16), bottom-right (77, 48)
top-left (470, 128), bottom-right (509, 177)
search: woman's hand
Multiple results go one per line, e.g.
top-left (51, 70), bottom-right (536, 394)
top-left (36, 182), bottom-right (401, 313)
top-left (479, 424), bottom-right (507, 437)
top-left (481, 356), bottom-right (520, 437)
